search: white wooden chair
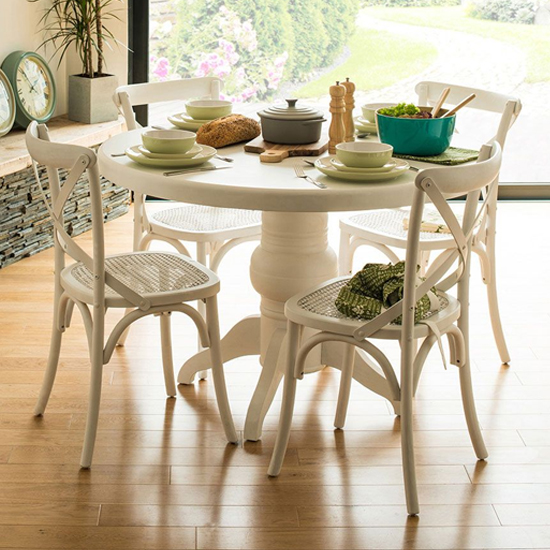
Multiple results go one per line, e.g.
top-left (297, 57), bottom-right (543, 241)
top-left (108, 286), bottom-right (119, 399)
top-left (26, 121), bottom-right (237, 469)
top-left (114, 78), bottom-right (262, 379)
top-left (268, 142), bottom-right (502, 516)
top-left (339, 82), bottom-right (521, 364)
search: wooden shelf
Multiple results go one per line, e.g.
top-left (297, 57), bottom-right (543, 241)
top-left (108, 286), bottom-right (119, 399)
top-left (0, 115), bottom-right (125, 179)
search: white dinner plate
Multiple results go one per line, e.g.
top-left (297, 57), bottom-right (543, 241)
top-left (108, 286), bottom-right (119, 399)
top-left (330, 157), bottom-right (407, 174)
top-left (314, 157), bottom-right (409, 183)
top-left (137, 144), bottom-right (203, 160)
top-left (125, 145), bottom-right (216, 168)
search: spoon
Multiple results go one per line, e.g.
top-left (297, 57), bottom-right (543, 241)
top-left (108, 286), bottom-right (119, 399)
top-left (442, 94), bottom-right (476, 118)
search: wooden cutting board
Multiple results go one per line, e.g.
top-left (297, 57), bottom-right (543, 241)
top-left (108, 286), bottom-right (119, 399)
top-left (244, 134), bottom-right (329, 163)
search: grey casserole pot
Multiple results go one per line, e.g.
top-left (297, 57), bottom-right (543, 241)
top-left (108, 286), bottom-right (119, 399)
top-left (258, 99), bottom-right (326, 145)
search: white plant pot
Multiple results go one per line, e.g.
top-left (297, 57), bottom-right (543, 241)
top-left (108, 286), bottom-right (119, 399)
top-left (69, 74), bottom-right (119, 124)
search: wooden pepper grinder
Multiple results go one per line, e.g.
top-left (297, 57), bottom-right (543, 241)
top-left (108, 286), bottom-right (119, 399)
top-left (329, 81), bottom-right (346, 154)
top-left (342, 77), bottom-right (356, 143)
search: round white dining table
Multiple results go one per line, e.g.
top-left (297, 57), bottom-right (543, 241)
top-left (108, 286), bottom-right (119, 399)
top-left (99, 128), bottom-right (419, 441)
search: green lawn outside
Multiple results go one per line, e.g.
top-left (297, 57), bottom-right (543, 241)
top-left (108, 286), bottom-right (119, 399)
top-left (366, 6), bottom-right (550, 83)
top-left (295, 28), bottom-right (437, 97)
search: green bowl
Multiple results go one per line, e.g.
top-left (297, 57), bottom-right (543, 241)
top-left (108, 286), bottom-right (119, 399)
top-left (335, 142), bottom-right (393, 168)
top-left (376, 107), bottom-right (455, 156)
top-left (142, 130), bottom-right (196, 154)
top-left (185, 100), bottom-right (232, 120)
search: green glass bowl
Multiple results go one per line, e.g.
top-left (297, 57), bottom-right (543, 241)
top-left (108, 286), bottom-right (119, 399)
top-left (376, 109), bottom-right (455, 156)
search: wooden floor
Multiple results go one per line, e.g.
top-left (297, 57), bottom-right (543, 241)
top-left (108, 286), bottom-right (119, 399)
top-left (1, 202), bottom-right (550, 549)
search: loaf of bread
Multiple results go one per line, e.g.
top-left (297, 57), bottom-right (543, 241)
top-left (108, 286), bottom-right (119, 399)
top-left (196, 114), bottom-right (260, 148)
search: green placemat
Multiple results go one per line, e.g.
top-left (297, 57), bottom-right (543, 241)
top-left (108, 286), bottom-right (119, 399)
top-left (393, 147), bottom-right (479, 165)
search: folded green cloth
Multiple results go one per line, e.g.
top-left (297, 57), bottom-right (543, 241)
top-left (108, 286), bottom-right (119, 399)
top-left (393, 146), bottom-right (479, 165)
top-left (335, 261), bottom-right (436, 324)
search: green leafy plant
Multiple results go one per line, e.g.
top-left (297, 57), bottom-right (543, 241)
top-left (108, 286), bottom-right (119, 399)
top-left (28, 0), bottom-right (124, 78)
top-left (466, 0), bottom-right (536, 23)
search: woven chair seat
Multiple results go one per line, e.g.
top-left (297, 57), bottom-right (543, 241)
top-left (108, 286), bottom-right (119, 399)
top-left (286, 277), bottom-right (456, 340)
top-left (62, 252), bottom-right (219, 308)
top-left (346, 209), bottom-right (455, 243)
top-left (150, 205), bottom-right (262, 236)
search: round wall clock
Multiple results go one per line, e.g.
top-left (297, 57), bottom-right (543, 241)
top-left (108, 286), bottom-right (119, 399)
top-left (1, 51), bottom-right (57, 129)
top-left (0, 68), bottom-right (16, 137)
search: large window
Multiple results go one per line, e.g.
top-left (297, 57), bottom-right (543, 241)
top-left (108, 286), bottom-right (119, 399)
top-left (147, 0), bottom-right (550, 185)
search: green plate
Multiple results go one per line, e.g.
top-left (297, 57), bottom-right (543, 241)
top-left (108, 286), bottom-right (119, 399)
top-left (125, 145), bottom-right (216, 168)
top-left (177, 112), bottom-right (214, 124)
top-left (314, 157), bottom-right (409, 183)
top-left (138, 144), bottom-right (203, 160)
top-left (330, 157), bottom-right (407, 173)
top-left (168, 114), bottom-right (204, 131)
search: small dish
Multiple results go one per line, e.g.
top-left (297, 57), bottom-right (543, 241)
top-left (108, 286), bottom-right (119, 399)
top-left (330, 157), bottom-right (404, 173)
top-left (168, 114), bottom-right (204, 131)
top-left (185, 100), bottom-right (232, 120)
top-left (125, 145), bottom-right (216, 168)
top-left (138, 144), bottom-right (203, 160)
top-left (142, 129), bottom-right (196, 154)
top-left (336, 142), bottom-right (393, 168)
top-left (314, 157), bottom-right (408, 183)
top-left (354, 117), bottom-right (378, 134)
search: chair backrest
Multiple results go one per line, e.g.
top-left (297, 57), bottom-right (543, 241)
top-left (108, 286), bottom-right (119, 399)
top-left (26, 122), bottom-right (152, 311)
top-left (353, 141), bottom-right (503, 343)
top-left (415, 81), bottom-right (521, 149)
top-left (114, 77), bottom-right (223, 130)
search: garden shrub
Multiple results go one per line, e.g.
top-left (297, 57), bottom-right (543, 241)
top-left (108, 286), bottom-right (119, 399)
top-left (466, 0), bottom-right (536, 23)
top-left (150, 0), bottom-right (359, 101)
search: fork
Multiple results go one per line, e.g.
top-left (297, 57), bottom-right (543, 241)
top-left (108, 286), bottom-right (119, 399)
top-left (294, 165), bottom-right (327, 189)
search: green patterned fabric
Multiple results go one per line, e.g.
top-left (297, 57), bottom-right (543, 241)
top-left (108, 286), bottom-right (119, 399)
top-left (335, 261), bottom-right (436, 325)
top-left (393, 146), bottom-right (479, 166)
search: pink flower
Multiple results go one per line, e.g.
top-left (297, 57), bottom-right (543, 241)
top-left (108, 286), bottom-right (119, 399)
top-left (153, 57), bottom-right (170, 80)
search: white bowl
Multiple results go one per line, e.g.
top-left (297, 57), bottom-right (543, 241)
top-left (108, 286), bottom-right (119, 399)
top-left (361, 103), bottom-right (397, 123)
top-left (335, 142), bottom-right (394, 168)
top-left (141, 130), bottom-right (196, 154)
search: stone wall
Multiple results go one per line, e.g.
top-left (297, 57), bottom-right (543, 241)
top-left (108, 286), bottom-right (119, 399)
top-left (0, 165), bottom-right (129, 269)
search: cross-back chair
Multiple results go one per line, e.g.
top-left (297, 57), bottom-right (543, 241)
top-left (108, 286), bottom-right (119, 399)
top-left (114, 78), bottom-right (262, 379)
top-left (339, 82), bottom-right (521, 364)
top-left (268, 142), bottom-right (503, 516)
top-left (26, 121), bottom-right (237, 468)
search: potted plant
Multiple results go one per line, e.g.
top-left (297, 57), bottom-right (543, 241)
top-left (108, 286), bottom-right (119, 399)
top-left (29, 0), bottom-right (124, 124)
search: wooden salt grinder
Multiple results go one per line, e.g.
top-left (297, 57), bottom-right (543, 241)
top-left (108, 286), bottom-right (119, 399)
top-left (342, 77), bottom-right (356, 142)
top-left (329, 81), bottom-right (346, 154)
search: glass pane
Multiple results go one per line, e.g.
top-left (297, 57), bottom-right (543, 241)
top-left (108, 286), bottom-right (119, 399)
top-left (149, 0), bottom-right (549, 183)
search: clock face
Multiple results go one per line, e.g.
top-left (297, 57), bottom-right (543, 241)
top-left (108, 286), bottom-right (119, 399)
top-left (0, 70), bottom-right (15, 136)
top-left (15, 55), bottom-right (54, 120)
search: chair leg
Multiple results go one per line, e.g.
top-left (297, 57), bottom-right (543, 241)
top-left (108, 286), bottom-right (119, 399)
top-left (34, 320), bottom-right (63, 416)
top-left (197, 242), bottom-right (209, 381)
top-left (159, 312), bottom-right (177, 397)
top-left (334, 344), bottom-right (355, 429)
top-left (338, 229), bottom-right (353, 275)
top-left (485, 256), bottom-right (511, 364)
top-left (401, 337), bottom-right (419, 516)
top-left (80, 321), bottom-right (105, 469)
top-left (205, 296), bottom-right (238, 444)
top-left (267, 320), bottom-right (300, 477)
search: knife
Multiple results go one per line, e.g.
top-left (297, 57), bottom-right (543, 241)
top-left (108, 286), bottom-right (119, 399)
top-left (163, 166), bottom-right (232, 177)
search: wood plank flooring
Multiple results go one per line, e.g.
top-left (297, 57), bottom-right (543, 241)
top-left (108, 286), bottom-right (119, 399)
top-left (1, 202), bottom-right (550, 549)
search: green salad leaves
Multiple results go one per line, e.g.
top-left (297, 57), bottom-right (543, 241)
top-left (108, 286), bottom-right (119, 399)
top-left (378, 103), bottom-right (421, 118)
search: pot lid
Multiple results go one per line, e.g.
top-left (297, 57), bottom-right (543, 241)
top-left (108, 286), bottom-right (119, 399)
top-left (258, 99), bottom-right (324, 121)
